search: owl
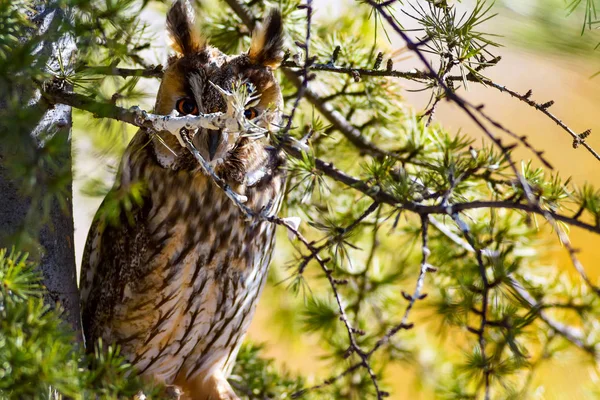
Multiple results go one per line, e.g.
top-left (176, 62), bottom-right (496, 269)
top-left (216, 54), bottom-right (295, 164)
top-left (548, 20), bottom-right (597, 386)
top-left (79, 1), bottom-right (285, 399)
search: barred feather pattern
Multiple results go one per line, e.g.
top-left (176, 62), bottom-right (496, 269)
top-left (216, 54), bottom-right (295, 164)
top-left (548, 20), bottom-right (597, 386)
top-left (80, 130), bottom-right (285, 386)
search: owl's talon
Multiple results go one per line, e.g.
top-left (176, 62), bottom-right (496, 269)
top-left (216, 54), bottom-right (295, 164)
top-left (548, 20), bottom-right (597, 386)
top-left (133, 391), bottom-right (147, 400)
top-left (164, 385), bottom-right (183, 399)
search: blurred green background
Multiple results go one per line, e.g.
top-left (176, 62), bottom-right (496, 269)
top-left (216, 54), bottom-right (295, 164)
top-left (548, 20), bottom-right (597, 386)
top-left (71, 1), bottom-right (600, 398)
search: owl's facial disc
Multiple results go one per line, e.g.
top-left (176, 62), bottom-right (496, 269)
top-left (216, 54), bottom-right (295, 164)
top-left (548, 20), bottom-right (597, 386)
top-left (156, 3), bottom-right (284, 171)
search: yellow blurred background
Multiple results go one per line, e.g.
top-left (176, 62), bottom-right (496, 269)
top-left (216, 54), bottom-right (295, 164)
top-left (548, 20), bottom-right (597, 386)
top-left (72, 1), bottom-right (600, 398)
top-left (247, 3), bottom-right (600, 399)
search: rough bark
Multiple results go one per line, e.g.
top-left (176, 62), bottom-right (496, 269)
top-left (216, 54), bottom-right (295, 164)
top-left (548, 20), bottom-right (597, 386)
top-left (0, 2), bottom-right (81, 337)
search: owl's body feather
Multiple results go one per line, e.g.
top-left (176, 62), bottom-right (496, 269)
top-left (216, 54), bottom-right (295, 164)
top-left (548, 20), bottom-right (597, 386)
top-left (80, 2), bottom-right (285, 398)
top-left (81, 132), bottom-right (284, 381)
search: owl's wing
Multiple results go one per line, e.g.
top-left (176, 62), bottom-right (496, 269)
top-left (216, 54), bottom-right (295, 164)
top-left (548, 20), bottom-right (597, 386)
top-left (79, 213), bottom-right (103, 309)
top-left (80, 133), bottom-right (153, 349)
top-left (80, 191), bottom-right (152, 349)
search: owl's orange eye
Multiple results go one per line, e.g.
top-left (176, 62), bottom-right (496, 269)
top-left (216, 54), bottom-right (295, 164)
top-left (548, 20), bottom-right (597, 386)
top-left (176, 98), bottom-right (199, 115)
top-left (244, 107), bottom-right (258, 120)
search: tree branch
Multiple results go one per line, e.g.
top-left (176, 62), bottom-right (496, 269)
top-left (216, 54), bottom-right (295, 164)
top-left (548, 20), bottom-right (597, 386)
top-left (39, 84), bottom-right (600, 254)
top-left (40, 84), bottom-right (600, 240)
top-left (77, 63), bottom-right (164, 78)
top-left (282, 70), bottom-right (395, 159)
top-left (428, 216), bottom-right (597, 358)
top-left (40, 80), bottom-right (264, 138)
top-left (77, 59), bottom-right (600, 163)
top-left (363, 0), bottom-right (599, 299)
top-left (282, 60), bottom-right (429, 81)
top-left (449, 76), bottom-right (600, 162)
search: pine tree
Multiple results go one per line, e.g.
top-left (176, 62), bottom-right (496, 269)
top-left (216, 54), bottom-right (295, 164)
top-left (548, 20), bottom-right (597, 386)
top-left (1, 0), bottom-right (600, 399)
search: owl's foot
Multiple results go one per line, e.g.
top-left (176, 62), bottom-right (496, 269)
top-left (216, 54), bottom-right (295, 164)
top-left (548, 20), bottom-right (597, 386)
top-left (177, 370), bottom-right (239, 400)
top-left (164, 385), bottom-right (183, 399)
top-left (132, 385), bottom-right (183, 400)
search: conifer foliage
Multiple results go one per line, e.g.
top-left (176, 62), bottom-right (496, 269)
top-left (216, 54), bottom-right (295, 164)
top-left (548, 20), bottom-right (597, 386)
top-left (1, 0), bottom-right (600, 399)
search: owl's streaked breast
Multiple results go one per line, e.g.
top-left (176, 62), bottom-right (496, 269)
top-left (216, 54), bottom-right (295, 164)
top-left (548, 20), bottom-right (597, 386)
top-left (81, 131), bottom-right (284, 384)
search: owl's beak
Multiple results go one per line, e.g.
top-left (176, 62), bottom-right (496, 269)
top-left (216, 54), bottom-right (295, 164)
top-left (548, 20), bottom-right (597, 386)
top-left (207, 129), bottom-right (221, 161)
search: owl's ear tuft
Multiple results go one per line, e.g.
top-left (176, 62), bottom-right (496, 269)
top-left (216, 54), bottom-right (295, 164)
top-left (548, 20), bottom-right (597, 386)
top-left (167, 0), bottom-right (205, 55)
top-left (248, 9), bottom-right (284, 69)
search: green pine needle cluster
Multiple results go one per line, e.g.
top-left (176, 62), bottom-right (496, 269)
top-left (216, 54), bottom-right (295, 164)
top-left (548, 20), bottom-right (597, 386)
top-left (230, 343), bottom-right (310, 399)
top-left (2, 0), bottom-right (600, 398)
top-left (0, 249), bottom-right (160, 398)
top-left (0, 249), bottom-right (299, 399)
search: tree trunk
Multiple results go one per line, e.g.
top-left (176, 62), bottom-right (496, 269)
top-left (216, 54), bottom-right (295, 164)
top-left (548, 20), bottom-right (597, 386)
top-left (0, 2), bottom-right (81, 338)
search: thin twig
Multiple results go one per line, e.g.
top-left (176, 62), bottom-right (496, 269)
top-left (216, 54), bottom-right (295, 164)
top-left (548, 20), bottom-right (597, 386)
top-left (282, 71), bottom-right (395, 159)
top-left (454, 76), bottom-right (600, 162)
top-left (77, 59), bottom-right (600, 163)
top-left (297, 201), bottom-right (380, 275)
top-left (370, 215), bottom-right (431, 354)
top-left (40, 81), bottom-right (257, 135)
top-left (77, 63), bottom-right (164, 78)
top-left (428, 216), bottom-right (596, 358)
top-left (364, 0), bottom-right (599, 299)
top-left (282, 60), bottom-right (429, 81)
top-left (39, 88), bottom-right (600, 241)
top-left (281, 0), bottom-right (313, 135)
top-left (450, 212), bottom-right (491, 400)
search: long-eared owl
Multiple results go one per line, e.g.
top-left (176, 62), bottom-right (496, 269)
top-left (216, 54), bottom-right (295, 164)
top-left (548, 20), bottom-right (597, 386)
top-left (79, 1), bottom-right (285, 398)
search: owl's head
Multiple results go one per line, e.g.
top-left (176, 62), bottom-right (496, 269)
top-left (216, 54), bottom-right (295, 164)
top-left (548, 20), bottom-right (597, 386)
top-left (152, 0), bottom-right (284, 172)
